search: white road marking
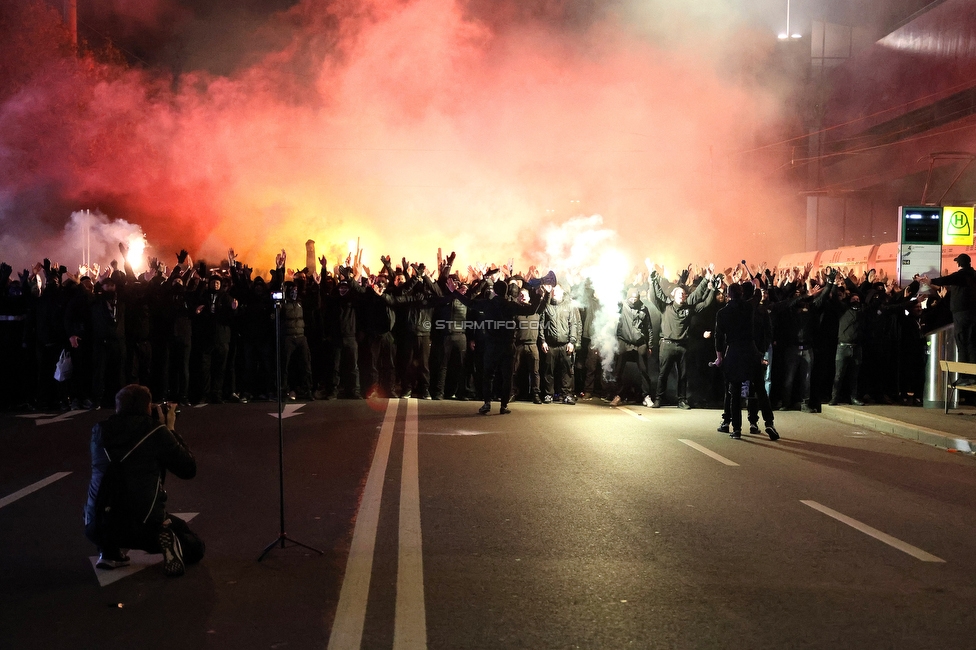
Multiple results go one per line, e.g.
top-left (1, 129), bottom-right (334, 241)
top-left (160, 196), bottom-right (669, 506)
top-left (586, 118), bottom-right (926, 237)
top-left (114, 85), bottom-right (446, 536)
top-left (395, 399), bottom-right (427, 650)
top-left (193, 403), bottom-right (207, 409)
top-left (800, 500), bottom-right (945, 563)
top-left (421, 430), bottom-right (489, 436)
top-left (89, 513), bottom-right (199, 586)
top-left (617, 406), bottom-right (645, 420)
top-left (35, 410), bottom-right (86, 426)
top-left (327, 399), bottom-right (399, 650)
top-left (0, 472), bottom-right (72, 510)
top-left (268, 403), bottom-right (305, 419)
top-left (677, 440), bottom-right (740, 467)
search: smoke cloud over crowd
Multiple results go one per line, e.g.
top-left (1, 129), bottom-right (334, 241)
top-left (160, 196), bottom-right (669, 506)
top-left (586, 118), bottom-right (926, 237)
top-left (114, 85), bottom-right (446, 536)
top-left (1, 0), bottom-right (804, 277)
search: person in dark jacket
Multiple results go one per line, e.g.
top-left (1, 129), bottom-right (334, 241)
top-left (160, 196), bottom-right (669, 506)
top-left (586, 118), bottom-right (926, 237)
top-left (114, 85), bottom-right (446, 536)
top-left (927, 253), bottom-right (976, 384)
top-left (511, 288), bottom-right (543, 403)
top-left (84, 384), bottom-right (202, 576)
top-left (65, 275), bottom-right (95, 410)
top-left (90, 275), bottom-right (127, 409)
top-left (775, 279), bottom-right (831, 412)
top-left (648, 270), bottom-right (715, 409)
top-left (193, 275), bottom-right (237, 404)
top-left (827, 273), bottom-right (868, 406)
top-left (279, 281), bottom-right (314, 400)
top-left (608, 287), bottom-right (653, 406)
top-left (713, 282), bottom-right (778, 440)
top-left (462, 276), bottom-right (551, 415)
top-left (541, 285), bottom-right (581, 405)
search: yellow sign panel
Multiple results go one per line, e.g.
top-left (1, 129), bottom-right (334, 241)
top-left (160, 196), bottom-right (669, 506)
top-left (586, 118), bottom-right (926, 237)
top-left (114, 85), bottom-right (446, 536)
top-left (943, 206), bottom-right (975, 245)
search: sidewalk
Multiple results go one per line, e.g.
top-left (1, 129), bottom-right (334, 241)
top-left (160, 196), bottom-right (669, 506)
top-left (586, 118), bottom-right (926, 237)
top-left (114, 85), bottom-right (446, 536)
top-left (821, 403), bottom-right (976, 454)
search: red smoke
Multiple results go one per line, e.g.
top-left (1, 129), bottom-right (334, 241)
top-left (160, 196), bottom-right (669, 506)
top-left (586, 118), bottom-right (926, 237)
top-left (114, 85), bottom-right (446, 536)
top-left (0, 0), bottom-right (802, 275)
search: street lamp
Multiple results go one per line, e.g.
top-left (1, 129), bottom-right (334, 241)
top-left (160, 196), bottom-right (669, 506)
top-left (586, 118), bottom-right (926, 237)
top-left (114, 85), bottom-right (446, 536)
top-left (777, 0), bottom-right (802, 39)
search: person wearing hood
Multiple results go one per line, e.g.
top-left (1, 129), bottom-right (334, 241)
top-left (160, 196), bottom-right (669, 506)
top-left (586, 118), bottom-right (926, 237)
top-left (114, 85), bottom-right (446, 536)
top-left (541, 285), bottom-right (581, 405)
top-left (84, 384), bottom-right (202, 577)
top-left (608, 287), bottom-right (653, 407)
top-left (713, 282), bottom-right (778, 440)
top-left (460, 272), bottom-right (551, 415)
top-left (827, 271), bottom-right (868, 406)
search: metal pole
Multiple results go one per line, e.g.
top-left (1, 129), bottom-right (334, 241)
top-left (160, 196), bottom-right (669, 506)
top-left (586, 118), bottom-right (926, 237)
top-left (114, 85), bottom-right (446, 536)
top-left (275, 300), bottom-right (285, 547)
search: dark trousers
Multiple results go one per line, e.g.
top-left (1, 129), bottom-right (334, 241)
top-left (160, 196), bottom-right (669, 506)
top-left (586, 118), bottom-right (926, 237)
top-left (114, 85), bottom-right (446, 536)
top-left (831, 342), bottom-right (862, 402)
top-left (92, 338), bottom-right (125, 404)
top-left (242, 339), bottom-right (274, 397)
top-left (542, 343), bottom-right (574, 397)
top-left (69, 341), bottom-right (92, 402)
top-left (583, 343), bottom-right (604, 396)
top-left (781, 345), bottom-right (814, 406)
top-left (282, 335), bottom-right (313, 394)
top-left (723, 369), bottom-right (775, 431)
top-left (162, 334), bottom-right (191, 401)
top-left (512, 342), bottom-right (541, 398)
top-left (366, 332), bottom-right (397, 396)
top-left (329, 336), bottom-right (360, 397)
top-left (198, 328), bottom-right (230, 400)
top-left (954, 313), bottom-right (976, 370)
top-left (483, 340), bottom-right (515, 406)
top-left (87, 513), bottom-right (204, 565)
top-left (612, 343), bottom-right (651, 398)
top-left (656, 340), bottom-right (688, 403)
top-left (433, 334), bottom-right (467, 398)
top-left (398, 335), bottom-right (431, 396)
top-left (126, 339), bottom-right (152, 387)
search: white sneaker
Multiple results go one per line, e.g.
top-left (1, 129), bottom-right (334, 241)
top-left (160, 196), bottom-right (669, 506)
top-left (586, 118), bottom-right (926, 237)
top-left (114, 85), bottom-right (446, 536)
top-left (642, 395), bottom-right (654, 408)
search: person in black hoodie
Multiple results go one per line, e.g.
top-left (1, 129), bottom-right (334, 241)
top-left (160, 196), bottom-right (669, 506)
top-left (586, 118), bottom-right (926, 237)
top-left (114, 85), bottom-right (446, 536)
top-left (90, 274), bottom-right (127, 409)
top-left (927, 253), bottom-right (976, 384)
top-left (608, 287), bottom-right (653, 406)
top-left (461, 274), bottom-right (551, 415)
top-left (84, 384), bottom-right (202, 576)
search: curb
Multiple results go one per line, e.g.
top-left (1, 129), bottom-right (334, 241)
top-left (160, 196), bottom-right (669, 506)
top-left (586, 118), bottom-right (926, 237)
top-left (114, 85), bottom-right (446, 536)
top-left (820, 405), bottom-right (974, 453)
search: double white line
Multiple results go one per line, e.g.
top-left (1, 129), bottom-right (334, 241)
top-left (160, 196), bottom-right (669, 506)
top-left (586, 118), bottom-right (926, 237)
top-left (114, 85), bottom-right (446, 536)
top-left (328, 399), bottom-right (427, 650)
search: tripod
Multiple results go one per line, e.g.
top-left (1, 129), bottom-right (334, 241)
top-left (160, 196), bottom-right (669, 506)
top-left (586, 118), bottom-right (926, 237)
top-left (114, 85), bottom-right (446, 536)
top-left (259, 296), bottom-right (323, 561)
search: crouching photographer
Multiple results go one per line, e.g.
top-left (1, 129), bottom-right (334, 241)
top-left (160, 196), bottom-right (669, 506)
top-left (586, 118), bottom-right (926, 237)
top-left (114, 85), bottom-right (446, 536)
top-left (84, 384), bottom-right (204, 577)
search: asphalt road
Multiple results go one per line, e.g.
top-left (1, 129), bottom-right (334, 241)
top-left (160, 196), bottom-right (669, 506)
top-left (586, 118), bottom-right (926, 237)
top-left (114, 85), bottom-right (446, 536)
top-left (2, 397), bottom-right (975, 649)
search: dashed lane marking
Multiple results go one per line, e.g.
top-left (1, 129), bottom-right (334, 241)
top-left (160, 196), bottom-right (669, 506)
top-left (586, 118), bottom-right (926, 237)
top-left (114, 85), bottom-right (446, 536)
top-left (0, 472), bottom-right (72, 510)
top-left (678, 439), bottom-right (740, 467)
top-left (617, 406), bottom-right (645, 420)
top-left (801, 500), bottom-right (945, 563)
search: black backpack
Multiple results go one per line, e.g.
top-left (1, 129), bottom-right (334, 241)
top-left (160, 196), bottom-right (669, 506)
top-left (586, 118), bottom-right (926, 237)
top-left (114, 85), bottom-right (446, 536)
top-left (91, 425), bottom-right (165, 546)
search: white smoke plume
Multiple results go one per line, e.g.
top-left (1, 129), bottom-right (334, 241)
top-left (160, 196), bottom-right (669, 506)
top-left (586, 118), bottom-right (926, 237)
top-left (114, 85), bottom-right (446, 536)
top-left (543, 214), bottom-right (631, 375)
top-left (61, 210), bottom-right (148, 277)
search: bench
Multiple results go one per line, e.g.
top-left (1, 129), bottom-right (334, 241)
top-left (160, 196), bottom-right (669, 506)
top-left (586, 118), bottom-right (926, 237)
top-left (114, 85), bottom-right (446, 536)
top-left (939, 360), bottom-right (976, 413)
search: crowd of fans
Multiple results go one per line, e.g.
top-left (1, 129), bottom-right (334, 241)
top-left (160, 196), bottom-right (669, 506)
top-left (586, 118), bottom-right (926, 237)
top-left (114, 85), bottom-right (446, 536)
top-left (0, 241), bottom-right (953, 414)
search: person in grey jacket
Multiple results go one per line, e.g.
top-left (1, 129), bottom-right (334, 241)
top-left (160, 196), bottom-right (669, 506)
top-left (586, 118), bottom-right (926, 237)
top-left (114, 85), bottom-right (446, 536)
top-left (541, 285), bottom-right (581, 404)
top-left (85, 384), bottom-right (202, 576)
